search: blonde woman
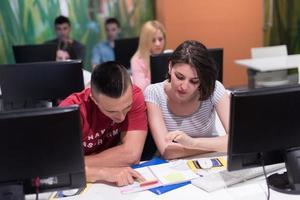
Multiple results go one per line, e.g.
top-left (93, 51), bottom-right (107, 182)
top-left (130, 20), bottom-right (166, 91)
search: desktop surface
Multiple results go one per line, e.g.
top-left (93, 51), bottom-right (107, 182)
top-left (235, 54), bottom-right (300, 72)
top-left (25, 153), bottom-right (299, 200)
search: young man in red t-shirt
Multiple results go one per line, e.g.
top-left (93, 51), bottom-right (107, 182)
top-left (60, 61), bottom-right (147, 186)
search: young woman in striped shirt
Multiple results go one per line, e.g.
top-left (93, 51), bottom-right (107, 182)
top-left (144, 40), bottom-right (230, 159)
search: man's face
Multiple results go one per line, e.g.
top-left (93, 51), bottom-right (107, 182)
top-left (91, 86), bottom-right (133, 123)
top-left (105, 23), bottom-right (120, 42)
top-left (55, 23), bottom-right (71, 41)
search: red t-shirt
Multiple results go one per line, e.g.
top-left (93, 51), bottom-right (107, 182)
top-left (59, 85), bottom-right (147, 155)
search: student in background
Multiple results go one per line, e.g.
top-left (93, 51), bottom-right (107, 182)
top-left (91, 17), bottom-right (121, 68)
top-left (46, 15), bottom-right (85, 61)
top-left (130, 20), bottom-right (166, 91)
top-left (144, 40), bottom-right (230, 160)
top-left (60, 61), bottom-right (147, 186)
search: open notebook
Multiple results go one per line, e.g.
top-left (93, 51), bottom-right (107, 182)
top-left (120, 160), bottom-right (199, 194)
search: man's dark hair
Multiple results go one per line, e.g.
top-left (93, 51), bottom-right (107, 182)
top-left (54, 15), bottom-right (71, 26)
top-left (105, 17), bottom-right (120, 27)
top-left (91, 61), bottom-right (131, 98)
top-left (168, 40), bottom-right (218, 101)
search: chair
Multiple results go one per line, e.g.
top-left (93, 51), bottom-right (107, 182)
top-left (250, 45), bottom-right (290, 87)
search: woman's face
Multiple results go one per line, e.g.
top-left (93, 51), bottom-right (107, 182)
top-left (150, 29), bottom-right (165, 55)
top-left (169, 63), bottom-right (200, 102)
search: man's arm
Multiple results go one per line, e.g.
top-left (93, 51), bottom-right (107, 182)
top-left (85, 130), bottom-right (147, 167)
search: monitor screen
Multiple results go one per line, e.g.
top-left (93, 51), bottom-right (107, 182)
top-left (150, 48), bottom-right (223, 84)
top-left (228, 85), bottom-right (300, 194)
top-left (150, 52), bottom-right (172, 84)
top-left (114, 37), bottom-right (139, 69)
top-left (0, 106), bottom-right (86, 197)
top-left (208, 48), bottom-right (223, 83)
top-left (0, 61), bottom-right (84, 110)
top-left (13, 44), bottom-right (57, 63)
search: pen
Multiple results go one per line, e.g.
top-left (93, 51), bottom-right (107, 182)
top-left (139, 180), bottom-right (159, 187)
top-left (172, 135), bottom-right (179, 143)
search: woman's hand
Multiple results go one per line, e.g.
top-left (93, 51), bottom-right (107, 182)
top-left (165, 130), bottom-right (195, 149)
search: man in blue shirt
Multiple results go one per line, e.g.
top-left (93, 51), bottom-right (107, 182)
top-left (91, 18), bottom-right (120, 68)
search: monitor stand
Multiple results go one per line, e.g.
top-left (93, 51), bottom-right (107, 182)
top-left (268, 148), bottom-right (300, 194)
top-left (0, 184), bottom-right (25, 200)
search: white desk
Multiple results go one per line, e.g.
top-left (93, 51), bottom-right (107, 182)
top-left (27, 178), bottom-right (300, 200)
top-left (26, 153), bottom-right (299, 200)
top-left (235, 54), bottom-right (300, 88)
top-left (235, 54), bottom-right (300, 72)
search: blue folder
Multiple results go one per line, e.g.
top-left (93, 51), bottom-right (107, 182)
top-left (132, 157), bottom-right (190, 195)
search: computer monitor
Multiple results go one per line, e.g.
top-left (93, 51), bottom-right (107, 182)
top-left (228, 85), bottom-right (300, 194)
top-left (13, 44), bottom-right (57, 63)
top-left (0, 60), bottom-right (84, 110)
top-left (0, 106), bottom-right (86, 199)
top-left (150, 52), bottom-right (172, 84)
top-left (150, 48), bottom-right (223, 84)
top-left (208, 48), bottom-right (223, 83)
top-left (114, 37), bottom-right (139, 69)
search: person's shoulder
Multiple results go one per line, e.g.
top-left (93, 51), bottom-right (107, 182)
top-left (130, 85), bottom-right (146, 112)
top-left (146, 81), bottom-right (164, 91)
top-left (131, 54), bottom-right (146, 68)
top-left (132, 84), bottom-right (143, 96)
top-left (60, 88), bottom-right (91, 106)
top-left (144, 81), bottom-right (165, 98)
top-left (215, 80), bottom-right (226, 92)
top-left (93, 41), bottom-right (110, 50)
top-left (132, 85), bottom-right (146, 102)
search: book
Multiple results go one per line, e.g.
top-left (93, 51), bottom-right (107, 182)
top-left (120, 159), bottom-right (199, 194)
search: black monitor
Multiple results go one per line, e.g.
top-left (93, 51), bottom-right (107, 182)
top-left (208, 48), bottom-right (223, 83)
top-left (0, 60), bottom-right (84, 110)
top-left (150, 52), bottom-right (172, 84)
top-left (228, 85), bottom-right (300, 194)
top-left (150, 48), bottom-right (223, 84)
top-left (0, 106), bottom-right (86, 199)
top-left (13, 44), bottom-right (57, 63)
top-left (114, 37), bottom-right (139, 69)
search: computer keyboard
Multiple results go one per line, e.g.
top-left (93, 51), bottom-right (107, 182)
top-left (191, 163), bottom-right (285, 192)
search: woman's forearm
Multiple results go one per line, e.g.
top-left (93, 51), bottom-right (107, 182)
top-left (162, 143), bottom-right (208, 160)
top-left (188, 135), bottom-right (228, 152)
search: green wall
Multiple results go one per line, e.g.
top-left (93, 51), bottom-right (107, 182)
top-left (264, 0), bottom-right (300, 54)
top-left (0, 0), bottom-right (154, 71)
